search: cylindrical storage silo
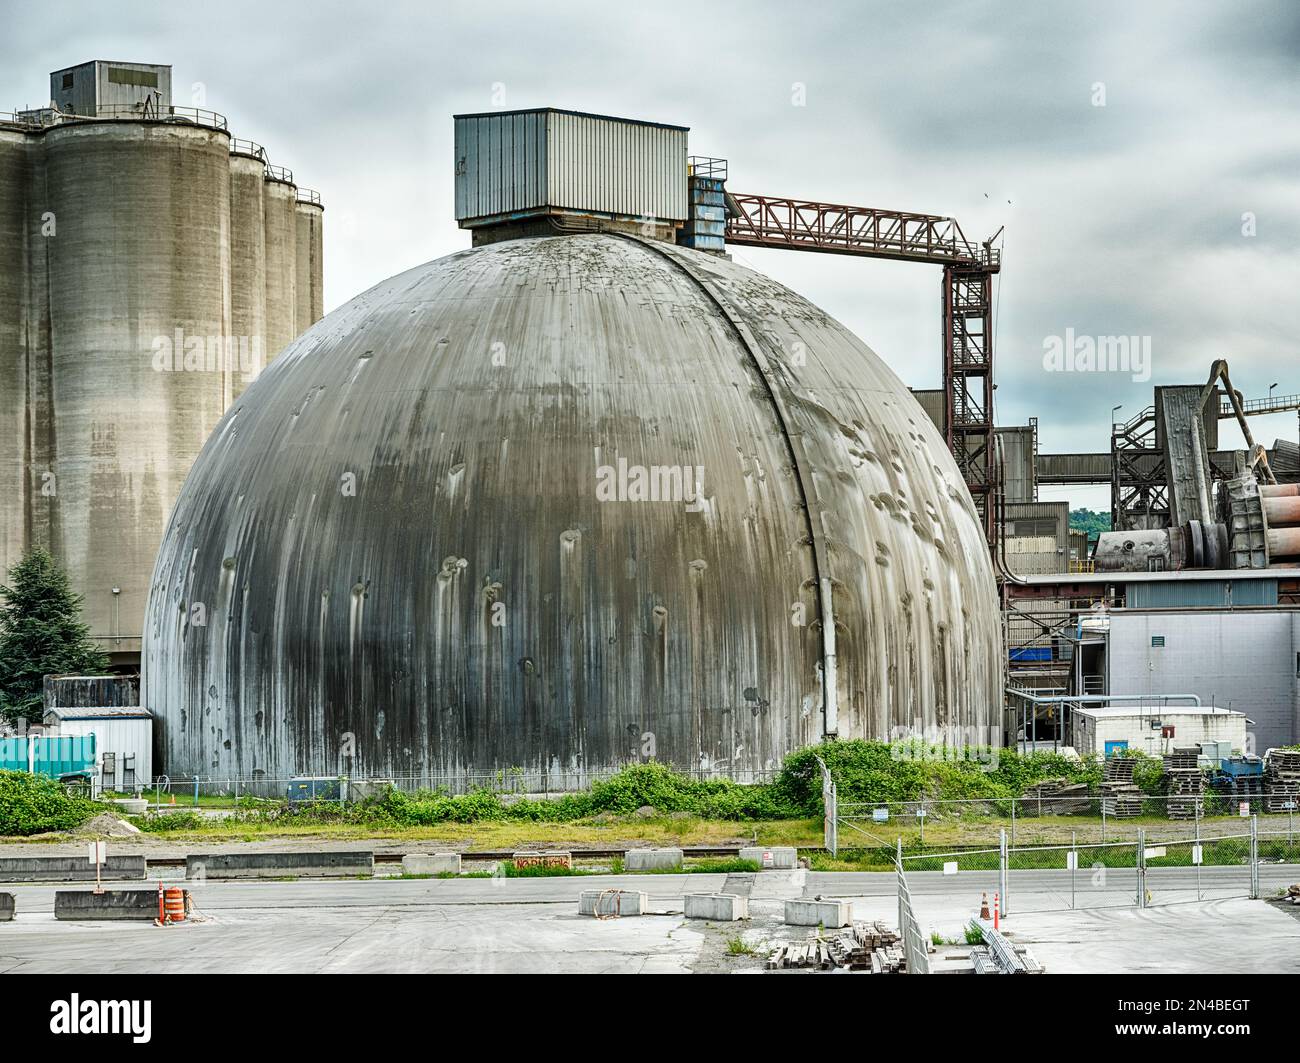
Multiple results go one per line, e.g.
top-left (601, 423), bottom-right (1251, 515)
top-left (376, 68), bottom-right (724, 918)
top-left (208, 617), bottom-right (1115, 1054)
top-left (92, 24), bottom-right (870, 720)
top-left (293, 194), bottom-right (324, 334)
top-left (262, 175), bottom-right (298, 361)
top-left (40, 120), bottom-right (232, 649)
top-left (0, 127), bottom-right (33, 582)
top-left (228, 149), bottom-right (267, 399)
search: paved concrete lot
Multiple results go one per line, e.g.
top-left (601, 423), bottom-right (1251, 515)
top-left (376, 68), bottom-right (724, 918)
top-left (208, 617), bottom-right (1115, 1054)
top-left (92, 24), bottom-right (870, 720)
top-left (1, 869), bottom-right (1296, 974)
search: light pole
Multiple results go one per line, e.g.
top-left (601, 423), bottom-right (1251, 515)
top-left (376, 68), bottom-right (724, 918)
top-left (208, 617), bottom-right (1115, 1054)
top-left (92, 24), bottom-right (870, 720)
top-left (1269, 382), bottom-right (1278, 403)
top-left (1111, 404), bottom-right (1123, 425)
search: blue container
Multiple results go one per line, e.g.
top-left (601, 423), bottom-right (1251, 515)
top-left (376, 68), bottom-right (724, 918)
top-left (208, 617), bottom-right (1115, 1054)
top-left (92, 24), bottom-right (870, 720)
top-left (0, 735), bottom-right (96, 779)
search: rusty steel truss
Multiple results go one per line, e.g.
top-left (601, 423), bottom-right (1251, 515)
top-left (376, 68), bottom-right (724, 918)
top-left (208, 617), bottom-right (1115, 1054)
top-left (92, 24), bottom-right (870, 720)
top-left (725, 193), bottom-right (1002, 543)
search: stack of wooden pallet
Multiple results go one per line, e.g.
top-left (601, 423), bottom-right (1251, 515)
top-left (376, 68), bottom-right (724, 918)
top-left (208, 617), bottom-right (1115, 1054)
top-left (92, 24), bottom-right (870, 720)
top-left (1265, 749), bottom-right (1300, 812)
top-left (1101, 757), bottom-right (1143, 818)
top-left (768, 921), bottom-right (907, 973)
top-left (1020, 778), bottom-right (1092, 815)
top-left (767, 940), bottom-right (837, 970)
top-left (1163, 748), bottom-right (1205, 819)
top-left (826, 921), bottom-right (905, 972)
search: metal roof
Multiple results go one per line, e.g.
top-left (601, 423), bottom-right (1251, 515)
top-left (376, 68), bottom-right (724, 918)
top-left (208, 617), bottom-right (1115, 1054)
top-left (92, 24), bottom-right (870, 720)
top-left (42, 705), bottom-right (151, 720)
top-left (452, 106), bottom-right (689, 132)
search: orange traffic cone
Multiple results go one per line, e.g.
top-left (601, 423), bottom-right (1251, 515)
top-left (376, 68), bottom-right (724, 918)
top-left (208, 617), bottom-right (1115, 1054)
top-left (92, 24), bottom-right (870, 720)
top-left (169, 794), bottom-right (175, 805)
top-left (979, 892), bottom-right (991, 920)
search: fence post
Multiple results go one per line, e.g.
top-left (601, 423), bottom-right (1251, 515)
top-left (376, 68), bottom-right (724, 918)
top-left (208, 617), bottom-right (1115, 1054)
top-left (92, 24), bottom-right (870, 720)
top-left (1250, 814), bottom-right (1259, 900)
top-left (999, 828), bottom-right (1008, 917)
top-left (1011, 798), bottom-right (1016, 848)
top-left (1071, 830), bottom-right (1077, 911)
top-left (1136, 827), bottom-right (1146, 909)
top-left (1101, 800), bottom-right (1107, 844)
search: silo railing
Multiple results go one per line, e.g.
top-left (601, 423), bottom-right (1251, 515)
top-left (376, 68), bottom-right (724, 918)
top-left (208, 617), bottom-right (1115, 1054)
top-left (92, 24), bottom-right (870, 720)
top-left (295, 187), bottom-right (321, 205)
top-left (265, 163), bottom-right (295, 184)
top-left (229, 138), bottom-right (268, 163)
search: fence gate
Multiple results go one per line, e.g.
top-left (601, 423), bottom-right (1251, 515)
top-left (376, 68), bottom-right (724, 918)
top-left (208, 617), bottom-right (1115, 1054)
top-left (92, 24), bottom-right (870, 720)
top-left (895, 861), bottom-right (930, 974)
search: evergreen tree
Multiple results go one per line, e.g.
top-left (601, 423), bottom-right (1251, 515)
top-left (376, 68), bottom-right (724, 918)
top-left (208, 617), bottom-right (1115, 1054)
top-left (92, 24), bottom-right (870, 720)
top-left (0, 548), bottom-right (109, 723)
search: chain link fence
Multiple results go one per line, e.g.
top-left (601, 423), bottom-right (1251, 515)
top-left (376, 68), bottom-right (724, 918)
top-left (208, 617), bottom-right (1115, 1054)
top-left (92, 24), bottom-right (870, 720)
top-left (836, 794), bottom-right (1299, 851)
top-left (142, 766), bottom-right (781, 806)
top-left (898, 817), bottom-right (1298, 915)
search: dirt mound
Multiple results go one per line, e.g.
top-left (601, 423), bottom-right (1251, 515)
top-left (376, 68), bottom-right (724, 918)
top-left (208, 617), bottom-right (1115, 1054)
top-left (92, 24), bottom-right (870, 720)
top-left (72, 812), bottom-right (142, 838)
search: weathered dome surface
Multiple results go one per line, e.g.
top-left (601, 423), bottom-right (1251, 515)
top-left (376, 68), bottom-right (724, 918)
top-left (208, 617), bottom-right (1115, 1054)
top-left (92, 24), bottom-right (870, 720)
top-left (143, 234), bottom-right (1001, 780)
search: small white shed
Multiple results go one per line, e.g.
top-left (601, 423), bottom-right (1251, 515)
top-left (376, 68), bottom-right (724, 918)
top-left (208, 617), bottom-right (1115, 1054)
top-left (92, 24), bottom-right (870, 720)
top-left (42, 706), bottom-right (153, 792)
top-left (1070, 704), bottom-right (1249, 759)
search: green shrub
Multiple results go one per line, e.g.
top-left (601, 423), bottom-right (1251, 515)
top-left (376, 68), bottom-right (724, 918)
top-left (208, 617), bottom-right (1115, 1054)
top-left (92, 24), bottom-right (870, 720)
top-left (0, 769), bottom-right (98, 835)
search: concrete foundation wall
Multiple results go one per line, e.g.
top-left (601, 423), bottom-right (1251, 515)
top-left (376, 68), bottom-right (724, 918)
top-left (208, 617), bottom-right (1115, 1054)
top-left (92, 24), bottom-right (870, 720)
top-left (186, 851), bottom-right (373, 879)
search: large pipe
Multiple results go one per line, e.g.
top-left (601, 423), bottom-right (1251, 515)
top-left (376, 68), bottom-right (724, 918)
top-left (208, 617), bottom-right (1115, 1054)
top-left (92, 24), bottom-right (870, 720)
top-left (1266, 526), bottom-right (1300, 558)
top-left (1007, 690), bottom-right (1203, 708)
top-left (1261, 483), bottom-right (1300, 498)
top-left (1263, 495), bottom-right (1300, 524)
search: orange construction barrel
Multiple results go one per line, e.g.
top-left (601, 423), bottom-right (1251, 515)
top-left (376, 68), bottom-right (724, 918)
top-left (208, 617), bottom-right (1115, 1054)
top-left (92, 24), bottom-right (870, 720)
top-left (164, 887), bottom-right (186, 923)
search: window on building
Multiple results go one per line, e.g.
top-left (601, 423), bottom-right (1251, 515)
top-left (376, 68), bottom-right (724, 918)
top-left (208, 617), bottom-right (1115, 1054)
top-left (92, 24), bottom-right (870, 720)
top-left (61, 72), bottom-right (74, 89)
top-left (107, 67), bottom-right (159, 89)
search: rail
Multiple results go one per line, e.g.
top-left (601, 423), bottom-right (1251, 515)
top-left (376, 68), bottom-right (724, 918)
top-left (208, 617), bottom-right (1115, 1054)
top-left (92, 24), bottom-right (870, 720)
top-left (265, 163), bottom-right (294, 184)
top-left (229, 138), bottom-right (267, 162)
top-left (1, 104), bottom-right (229, 131)
top-left (295, 187), bottom-right (322, 205)
top-left (687, 155), bottom-right (728, 180)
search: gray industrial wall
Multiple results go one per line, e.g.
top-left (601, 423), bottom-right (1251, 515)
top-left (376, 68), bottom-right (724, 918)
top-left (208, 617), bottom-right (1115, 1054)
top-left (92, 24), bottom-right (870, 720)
top-left (1107, 609), bottom-right (1300, 752)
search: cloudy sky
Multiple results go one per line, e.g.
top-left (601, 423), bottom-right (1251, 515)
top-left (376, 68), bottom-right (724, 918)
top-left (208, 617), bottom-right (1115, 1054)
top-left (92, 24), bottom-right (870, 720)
top-left (5, 0), bottom-right (1297, 511)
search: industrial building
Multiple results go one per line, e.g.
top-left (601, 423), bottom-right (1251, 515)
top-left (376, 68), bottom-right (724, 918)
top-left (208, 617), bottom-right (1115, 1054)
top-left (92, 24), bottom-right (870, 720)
top-left (0, 61), bottom-right (325, 668)
top-left (141, 108), bottom-right (1003, 782)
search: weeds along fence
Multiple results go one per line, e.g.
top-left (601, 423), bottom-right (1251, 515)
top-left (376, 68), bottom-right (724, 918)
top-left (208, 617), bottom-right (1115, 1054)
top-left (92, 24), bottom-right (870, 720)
top-left (897, 819), bottom-right (1300, 915)
top-left (141, 767), bottom-right (782, 805)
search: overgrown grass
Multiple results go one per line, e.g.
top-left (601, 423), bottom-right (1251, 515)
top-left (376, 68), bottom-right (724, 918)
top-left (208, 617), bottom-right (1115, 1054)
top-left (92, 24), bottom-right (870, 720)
top-left (0, 769), bottom-right (98, 835)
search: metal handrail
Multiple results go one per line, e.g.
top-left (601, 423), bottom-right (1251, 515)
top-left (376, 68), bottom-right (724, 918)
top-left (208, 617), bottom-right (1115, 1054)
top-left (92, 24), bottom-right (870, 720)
top-left (4, 104), bottom-right (229, 131)
top-left (265, 163), bottom-right (294, 184)
top-left (295, 187), bottom-right (321, 205)
top-left (229, 137), bottom-right (267, 162)
top-left (688, 155), bottom-right (728, 180)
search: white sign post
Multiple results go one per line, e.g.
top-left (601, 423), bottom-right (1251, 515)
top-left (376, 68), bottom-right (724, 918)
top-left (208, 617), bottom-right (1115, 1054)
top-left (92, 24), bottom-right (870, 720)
top-left (88, 841), bottom-right (107, 894)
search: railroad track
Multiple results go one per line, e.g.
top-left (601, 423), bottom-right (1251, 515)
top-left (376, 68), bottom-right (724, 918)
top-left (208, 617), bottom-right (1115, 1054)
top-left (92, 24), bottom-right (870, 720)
top-left (141, 845), bottom-right (751, 869)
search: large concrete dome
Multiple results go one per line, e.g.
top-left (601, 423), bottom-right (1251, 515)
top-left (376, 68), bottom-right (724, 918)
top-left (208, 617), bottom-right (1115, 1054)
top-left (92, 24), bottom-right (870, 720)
top-left (143, 234), bottom-right (1002, 781)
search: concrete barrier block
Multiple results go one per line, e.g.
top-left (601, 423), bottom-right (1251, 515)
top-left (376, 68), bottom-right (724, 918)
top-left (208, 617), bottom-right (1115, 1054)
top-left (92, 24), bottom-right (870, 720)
top-left (54, 889), bottom-right (166, 921)
top-left (739, 846), bottom-right (799, 870)
top-left (0, 892), bottom-right (13, 921)
top-left (113, 798), bottom-right (149, 815)
top-left (401, 853), bottom-right (461, 875)
top-left (684, 893), bottom-right (748, 921)
top-left (624, 847), bottom-right (684, 871)
top-left (784, 898), bottom-right (851, 928)
top-left (511, 850), bottom-right (572, 870)
top-left (578, 889), bottom-right (648, 917)
top-left (0, 856), bottom-right (147, 883)
top-left (186, 851), bottom-right (374, 880)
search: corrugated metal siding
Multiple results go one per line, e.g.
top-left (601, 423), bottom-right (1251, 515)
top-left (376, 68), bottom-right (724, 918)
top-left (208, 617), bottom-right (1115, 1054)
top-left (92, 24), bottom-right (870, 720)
top-left (547, 111), bottom-right (686, 221)
top-left (1125, 578), bottom-right (1278, 608)
top-left (455, 110), bottom-right (686, 223)
top-left (57, 718), bottom-right (153, 788)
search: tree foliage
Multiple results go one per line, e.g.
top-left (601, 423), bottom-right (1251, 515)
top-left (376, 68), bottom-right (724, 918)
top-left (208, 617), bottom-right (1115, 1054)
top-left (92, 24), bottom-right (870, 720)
top-left (0, 548), bottom-right (109, 723)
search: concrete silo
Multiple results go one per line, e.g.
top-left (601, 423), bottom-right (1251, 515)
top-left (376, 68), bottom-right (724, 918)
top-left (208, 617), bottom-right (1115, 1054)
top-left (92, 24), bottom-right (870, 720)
top-left (228, 142), bottom-right (268, 398)
top-left (262, 171), bottom-right (298, 363)
top-left (0, 128), bottom-right (32, 588)
top-left (294, 190), bottom-right (324, 333)
top-left (0, 62), bottom-right (325, 666)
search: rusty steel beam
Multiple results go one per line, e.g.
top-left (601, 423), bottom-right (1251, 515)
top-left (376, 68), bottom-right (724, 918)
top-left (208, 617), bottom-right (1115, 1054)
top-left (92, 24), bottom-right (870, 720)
top-left (724, 192), bottom-right (1001, 545)
top-left (725, 192), bottom-right (1000, 269)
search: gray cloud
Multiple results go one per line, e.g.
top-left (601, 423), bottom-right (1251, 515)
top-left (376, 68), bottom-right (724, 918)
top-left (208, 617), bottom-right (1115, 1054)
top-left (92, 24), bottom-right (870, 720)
top-left (4, 0), bottom-right (1296, 483)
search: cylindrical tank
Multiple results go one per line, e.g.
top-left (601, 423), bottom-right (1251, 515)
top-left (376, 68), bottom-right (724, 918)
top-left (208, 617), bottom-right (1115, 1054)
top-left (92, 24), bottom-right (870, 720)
top-left (228, 149), bottom-right (267, 398)
top-left (0, 128), bottom-right (31, 582)
top-left (40, 120), bottom-right (232, 647)
top-left (144, 233), bottom-right (1003, 781)
top-left (262, 175), bottom-right (298, 361)
top-left (293, 193), bottom-right (324, 333)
